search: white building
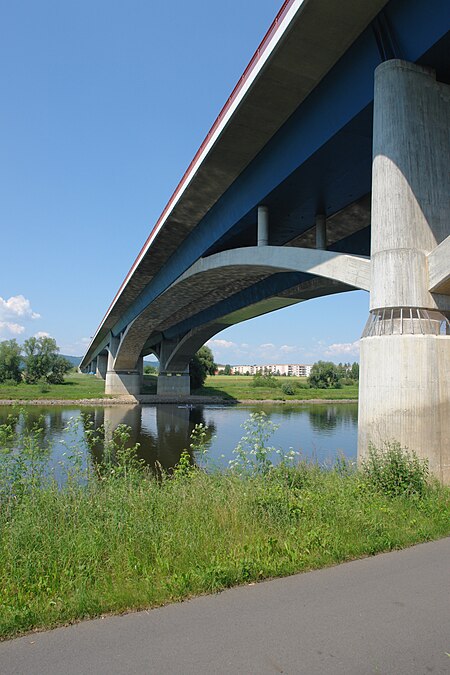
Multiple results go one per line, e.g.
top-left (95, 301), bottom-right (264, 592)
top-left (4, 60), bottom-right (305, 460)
top-left (232, 363), bottom-right (312, 377)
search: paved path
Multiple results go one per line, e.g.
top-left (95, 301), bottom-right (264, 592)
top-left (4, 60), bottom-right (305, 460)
top-left (1, 538), bottom-right (449, 674)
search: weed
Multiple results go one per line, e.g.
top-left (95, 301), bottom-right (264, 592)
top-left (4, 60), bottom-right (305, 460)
top-left (362, 442), bottom-right (430, 497)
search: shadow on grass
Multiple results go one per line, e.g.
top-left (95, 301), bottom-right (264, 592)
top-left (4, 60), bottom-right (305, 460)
top-left (141, 374), bottom-right (237, 401)
top-left (191, 385), bottom-right (237, 401)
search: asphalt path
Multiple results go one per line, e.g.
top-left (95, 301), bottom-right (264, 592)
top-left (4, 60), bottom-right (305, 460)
top-left (1, 538), bottom-right (449, 674)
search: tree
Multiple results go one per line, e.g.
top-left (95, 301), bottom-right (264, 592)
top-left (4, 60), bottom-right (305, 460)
top-left (308, 361), bottom-right (342, 389)
top-left (350, 362), bottom-right (359, 381)
top-left (144, 364), bottom-right (158, 375)
top-left (223, 364), bottom-right (232, 375)
top-left (0, 339), bottom-right (22, 383)
top-left (189, 345), bottom-right (216, 390)
top-left (23, 336), bottom-right (72, 384)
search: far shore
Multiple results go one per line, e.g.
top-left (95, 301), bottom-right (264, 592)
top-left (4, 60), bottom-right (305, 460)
top-left (0, 396), bottom-right (358, 406)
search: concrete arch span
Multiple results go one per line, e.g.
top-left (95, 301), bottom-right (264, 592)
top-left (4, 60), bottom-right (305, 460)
top-left (112, 246), bottom-right (370, 372)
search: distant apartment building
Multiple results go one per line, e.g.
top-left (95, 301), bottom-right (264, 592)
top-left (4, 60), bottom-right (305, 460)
top-left (232, 363), bottom-right (312, 377)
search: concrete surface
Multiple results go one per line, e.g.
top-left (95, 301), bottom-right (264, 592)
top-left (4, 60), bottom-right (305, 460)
top-left (1, 538), bottom-right (449, 675)
top-left (113, 246), bottom-right (370, 372)
top-left (80, 0), bottom-right (388, 369)
top-left (359, 60), bottom-right (450, 483)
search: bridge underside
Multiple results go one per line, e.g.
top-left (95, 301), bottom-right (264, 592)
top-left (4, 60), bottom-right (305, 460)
top-left (81, 0), bottom-right (449, 481)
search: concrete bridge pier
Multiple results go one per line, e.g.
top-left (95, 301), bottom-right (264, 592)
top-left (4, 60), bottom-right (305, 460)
top-left (95, 353), bottom-right (107, 380)
top-left (155, 339), bottom-right (190, 396)
top-left (358, 60), bottom-right (450, 482)
top-left (257, 205), bottom-right (269, 246)
top-left (105, 334), bottom-right (143, 397)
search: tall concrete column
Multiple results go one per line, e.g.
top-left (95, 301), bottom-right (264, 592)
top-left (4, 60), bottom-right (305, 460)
top-left (156, 338), bottom-right (190, 396)
top-left (105, 334), bottom-right (142, 398)
top-left (315, 214), bottom-right (326, 250)
top-left (96, 353), bottom-right (108, 380)
top-left (358, 60), bottom-right (450, 483)
top-left (257, 205), bottom-right (269, 246)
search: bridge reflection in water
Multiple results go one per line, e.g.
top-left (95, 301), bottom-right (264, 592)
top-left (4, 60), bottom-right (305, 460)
top-left (82, 404), bottom-right (357, 472)
top-left (85, 404), bottom-right (216, 473)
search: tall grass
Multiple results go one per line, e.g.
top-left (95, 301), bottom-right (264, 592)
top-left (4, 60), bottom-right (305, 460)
top-left (0, 412), bottom-right (449, 639)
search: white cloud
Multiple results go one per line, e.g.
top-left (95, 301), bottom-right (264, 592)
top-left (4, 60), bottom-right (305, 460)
top-left (325, 340), bottom-right (360, 356)
top-left (34, 331), bottom-right (51, 339)
top-left (0, 295), bottom-right (40, 320)
top-left (279, 344), bottom-right (298, 354)
top-left (0, 321), bottom-right (25, 336)
top-left (259, 343), bottom-right (275, 349)
top-left (207, 339), bottom-right (237, 350)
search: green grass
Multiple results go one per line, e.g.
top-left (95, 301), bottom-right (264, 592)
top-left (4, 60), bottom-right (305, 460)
top-left (0, 372), bottom-right (111, 400)
top-left (0, 415), bottom-right (448, 639)
top-left (0, 373), bottom-right (358, 402)
top-left (193, 375), bottom-right (359, 401)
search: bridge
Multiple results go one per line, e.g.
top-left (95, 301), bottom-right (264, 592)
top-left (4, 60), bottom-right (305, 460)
top-left (80, 0), bottom-right (450, 482)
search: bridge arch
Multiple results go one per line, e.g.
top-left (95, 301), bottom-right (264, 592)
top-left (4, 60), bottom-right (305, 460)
top-left (112, 246), bottom-right (370, 372)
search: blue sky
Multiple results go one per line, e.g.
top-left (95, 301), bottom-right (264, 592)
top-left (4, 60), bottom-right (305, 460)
top-left (0, 0), bottom-right (368, 365)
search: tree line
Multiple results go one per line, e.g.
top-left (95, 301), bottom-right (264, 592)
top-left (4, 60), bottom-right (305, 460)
top-left (0, 337), bottom-right (72, 385)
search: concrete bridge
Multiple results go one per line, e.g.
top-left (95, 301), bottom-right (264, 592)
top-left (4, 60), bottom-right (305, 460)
top-left (80, 0), bottom-right (450, 481)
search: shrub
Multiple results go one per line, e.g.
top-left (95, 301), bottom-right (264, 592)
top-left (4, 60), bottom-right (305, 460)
top-left (362, 442), bottom-right (429, 497)
top-left (280, 382), bottom-right (296, 395)
top-left (2, 378), bottom-right (19, 387)
top-left (251, 372), bottom-right (278, 388)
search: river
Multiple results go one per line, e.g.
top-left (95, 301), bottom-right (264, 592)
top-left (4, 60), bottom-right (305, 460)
top-left (0, 402), bottom-right (358, 473)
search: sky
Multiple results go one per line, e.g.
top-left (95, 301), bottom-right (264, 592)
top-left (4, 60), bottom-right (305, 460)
top-left (0, 0), bottom-right (368, 365)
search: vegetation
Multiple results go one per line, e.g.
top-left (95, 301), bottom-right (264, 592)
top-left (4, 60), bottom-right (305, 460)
top-left (0, 340), bottom-right (22, 384)
top-left (0, 411), bottom-right (448, 639)
top-left (308, 361), bottom-right (343, 389)
top-left (194, 375), bottom-right (358, 401)
top-left (143, 364), bottom-right (158, 375)
top-left (0, 372), bottom-right (110, 400)
top-left (0, 337), bottom-right (72, 386)
top-left (22, 336), bottom-right (72, 384)
top-left (251, 371), bottom-right (278, 388)
top-left (189, 346), bottom-right (216, 389)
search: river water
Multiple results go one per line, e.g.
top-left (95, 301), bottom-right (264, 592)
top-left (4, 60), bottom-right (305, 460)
top-left (0, 402), bottom-right (358, 473)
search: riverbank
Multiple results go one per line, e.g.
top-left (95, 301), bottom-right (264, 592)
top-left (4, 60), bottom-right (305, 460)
top-left (0, 414), bottom-right (449, 640)
top-left (0, 373), bottom-right (358, 405)
top-left (0, 396), bottom-right (358, 406)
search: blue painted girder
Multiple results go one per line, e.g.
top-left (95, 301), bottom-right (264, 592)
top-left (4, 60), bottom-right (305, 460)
top-left (110, 0), bottom-right (449, 346)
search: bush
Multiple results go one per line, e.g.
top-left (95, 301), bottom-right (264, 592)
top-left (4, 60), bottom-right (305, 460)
top-left (362, 442), bottom-right (429, 497)
top-left (251, 372), bottom-right (278, 389)
top-left (2, 378), bottom-right (19, 387)
top-left (297, 381), bottom-right (310, 390)
top-left (280, 382), bottom-right (296, 396)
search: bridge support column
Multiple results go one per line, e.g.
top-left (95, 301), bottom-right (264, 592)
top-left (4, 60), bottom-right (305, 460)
top-left (257, 205), bottom-right (269, 246)
top-left (358, 60), bottom-right (450, 483)
top-left (157, 373), bottom-right (190, 396)
top-left (105, 335), bottom-right (143, 397)
top-left (316, 214), bottom-right (326, 250)
top-left (95, 353), bottom-right (107, 380)
top-left (156, 338), bottom-right (191, 396)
